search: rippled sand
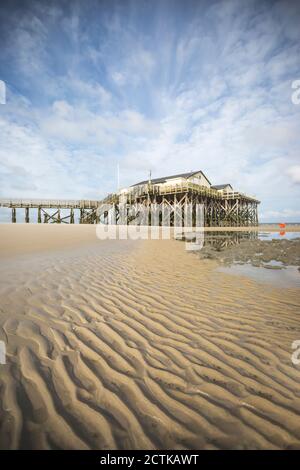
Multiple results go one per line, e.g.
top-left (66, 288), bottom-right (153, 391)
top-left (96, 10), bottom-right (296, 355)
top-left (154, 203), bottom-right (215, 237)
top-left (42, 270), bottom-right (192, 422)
top-left (0, 225), bottom-right (299, 449)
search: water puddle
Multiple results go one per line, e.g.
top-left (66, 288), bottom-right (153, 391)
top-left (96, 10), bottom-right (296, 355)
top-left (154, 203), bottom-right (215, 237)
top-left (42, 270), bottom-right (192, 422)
top-left (176, 230), bottom-right (300, 287)
top-left (177, 230), bottom-right (300, 251)
top-left (218, 263), bottom-right (300, 288)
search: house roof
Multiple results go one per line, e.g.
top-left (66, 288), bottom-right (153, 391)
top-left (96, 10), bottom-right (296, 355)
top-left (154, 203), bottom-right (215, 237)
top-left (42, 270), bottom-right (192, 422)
top-left (211, 184), bottom-right (233, 190)
top-left (132, 170), bottom-right (211, 187)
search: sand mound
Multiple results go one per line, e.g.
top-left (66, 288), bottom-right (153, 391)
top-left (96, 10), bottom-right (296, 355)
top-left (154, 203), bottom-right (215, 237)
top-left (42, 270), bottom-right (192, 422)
top-left (0, 225), bottom-right (300, 449)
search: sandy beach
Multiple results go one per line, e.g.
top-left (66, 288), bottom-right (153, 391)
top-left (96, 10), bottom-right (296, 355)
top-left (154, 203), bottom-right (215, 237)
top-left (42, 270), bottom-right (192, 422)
top-left (0, 224), bottom-right (300, 449)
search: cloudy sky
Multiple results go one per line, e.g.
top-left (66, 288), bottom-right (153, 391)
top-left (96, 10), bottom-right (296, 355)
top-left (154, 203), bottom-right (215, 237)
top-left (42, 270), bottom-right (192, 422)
top-left (0, 0), bottom-right (299, 221)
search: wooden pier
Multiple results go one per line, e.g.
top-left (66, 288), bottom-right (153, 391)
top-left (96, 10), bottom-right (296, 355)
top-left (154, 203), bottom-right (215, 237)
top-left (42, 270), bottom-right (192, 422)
top-left (119, 181), bottom-right (260, 227)
top-left (0, 199), bottom-right (100, 224)
top-left (0, 182), bottom-right (260, 227)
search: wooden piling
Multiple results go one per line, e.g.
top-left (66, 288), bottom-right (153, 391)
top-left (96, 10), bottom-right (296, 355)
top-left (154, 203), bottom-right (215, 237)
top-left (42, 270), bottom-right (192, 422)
top-left (12, 208), bottom-right (16, 223)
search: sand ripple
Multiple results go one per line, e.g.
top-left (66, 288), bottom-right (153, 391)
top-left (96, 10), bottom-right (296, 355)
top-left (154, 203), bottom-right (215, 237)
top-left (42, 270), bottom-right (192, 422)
top-left (0, 236), bottom-right (300, 449)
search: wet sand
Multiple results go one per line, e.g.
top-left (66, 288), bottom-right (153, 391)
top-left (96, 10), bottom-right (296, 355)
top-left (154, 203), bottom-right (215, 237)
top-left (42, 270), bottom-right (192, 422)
top-left (0, 224), bottom-right (300, 449)
top-left (197, 237), bottom-right (300, 268)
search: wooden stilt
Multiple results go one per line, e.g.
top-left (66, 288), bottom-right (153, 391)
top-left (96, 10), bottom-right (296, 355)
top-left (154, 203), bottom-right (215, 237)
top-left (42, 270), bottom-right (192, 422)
top-left (12, 208), bottom-right (16, 223)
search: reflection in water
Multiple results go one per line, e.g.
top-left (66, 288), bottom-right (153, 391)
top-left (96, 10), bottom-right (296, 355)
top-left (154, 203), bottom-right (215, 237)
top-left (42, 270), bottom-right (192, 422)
top-left (203, 231), bottom-right (258, 250)
top-left (258, 231), bottom-right (300, 240)
top-left (177, 230), bottom-right (300, 251)
top-left (177, 230), bottom-right (258, 251)
top-left (176, 230), bottom-right (300, 287)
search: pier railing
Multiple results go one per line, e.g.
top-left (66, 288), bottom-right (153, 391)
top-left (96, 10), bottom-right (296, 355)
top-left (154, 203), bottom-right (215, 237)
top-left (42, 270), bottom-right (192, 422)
top-left (127, 183), bottom-right (259, 203)
top-left (0, 199), bottom-right (100, 209)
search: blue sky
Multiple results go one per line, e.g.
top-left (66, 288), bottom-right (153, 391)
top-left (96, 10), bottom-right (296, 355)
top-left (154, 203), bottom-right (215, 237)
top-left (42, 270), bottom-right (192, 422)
top-left (0, 0), bottom-right (300, 221)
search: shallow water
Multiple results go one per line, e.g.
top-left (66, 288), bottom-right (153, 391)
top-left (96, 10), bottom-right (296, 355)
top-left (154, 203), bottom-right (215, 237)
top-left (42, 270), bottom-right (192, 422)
top-left (181, 230), bottom-right (300, 250)
top-left (218, 263), bottom-right (300, 288)
top-left (258, 231), bottom-right (300, 240)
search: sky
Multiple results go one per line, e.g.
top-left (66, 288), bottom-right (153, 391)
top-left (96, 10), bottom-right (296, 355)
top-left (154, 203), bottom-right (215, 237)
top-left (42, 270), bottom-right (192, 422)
top-left (0, 0), bottom-right (299, 222)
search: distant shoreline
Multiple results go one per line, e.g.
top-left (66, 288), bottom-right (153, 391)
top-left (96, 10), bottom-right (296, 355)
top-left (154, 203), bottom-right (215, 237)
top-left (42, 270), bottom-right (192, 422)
top-left (202, 225), bottom-right (300, 232)
top-left (0, 222), bottom-right (300, 232)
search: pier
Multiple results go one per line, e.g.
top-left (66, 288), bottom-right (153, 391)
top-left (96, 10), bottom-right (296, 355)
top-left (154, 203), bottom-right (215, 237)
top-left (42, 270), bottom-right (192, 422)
top-left (0, 186), bottom-right (259, 227)
top-left (0, 170), bottom-right (260, 227)
top-left (0, 199), bottom-right (100, 224)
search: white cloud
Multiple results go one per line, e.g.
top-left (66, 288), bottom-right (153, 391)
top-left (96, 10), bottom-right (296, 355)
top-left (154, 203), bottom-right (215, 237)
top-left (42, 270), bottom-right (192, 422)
top-left (39, 100), bottom-right (159, 147)
top-left (286, 165), bottom-right (300, 184)
top-left (67, 76), bottom-right (111, 105)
